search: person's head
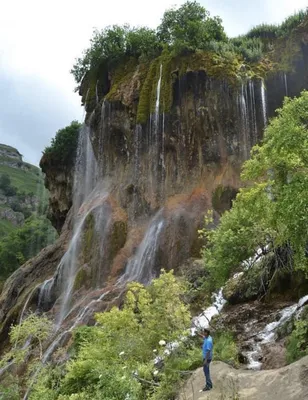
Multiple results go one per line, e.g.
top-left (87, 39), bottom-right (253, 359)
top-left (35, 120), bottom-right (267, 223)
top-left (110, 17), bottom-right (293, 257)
top-left (203, 329), bottom-right (210, 338)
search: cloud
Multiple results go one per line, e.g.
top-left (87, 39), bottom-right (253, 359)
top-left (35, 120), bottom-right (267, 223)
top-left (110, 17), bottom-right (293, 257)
top-left (0, 68), bottom-right (82, 165)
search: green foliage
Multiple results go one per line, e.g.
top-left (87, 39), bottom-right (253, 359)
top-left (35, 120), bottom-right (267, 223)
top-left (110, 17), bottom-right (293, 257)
top-left (157, 1), bottom-right (227, 54)
top-left (0, 163), bottom-right (42, 195)
top-left (0, 174), bottom-right (17, 196)
top-left (201, 91), bottom-right (308, 288)
top-left (30, 271), bottom-right (199, 400)
top-left (213, 331), bottom-right (238, 366)
top-left (42, 121), bottom-right (81, 169)
top-left (286, 320), bottom-right (308, 364)
top-left (0, 215), bottom-right (57, 280)
top-left (246, 10), bottom-right (308, 40)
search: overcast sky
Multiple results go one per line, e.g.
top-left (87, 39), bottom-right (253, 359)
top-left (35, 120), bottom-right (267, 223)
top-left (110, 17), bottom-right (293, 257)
top-left (0, 0), bottom-right (306, 165)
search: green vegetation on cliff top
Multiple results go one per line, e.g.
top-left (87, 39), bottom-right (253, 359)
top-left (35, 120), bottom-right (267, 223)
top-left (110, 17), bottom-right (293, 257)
top-left (72, 1), bottom-right (307, 121)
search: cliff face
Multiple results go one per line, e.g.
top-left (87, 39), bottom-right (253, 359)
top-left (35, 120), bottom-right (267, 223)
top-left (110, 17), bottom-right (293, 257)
top-left (0, 144), bottom-right (43, 235)
top-left (0, 24), bottom-right (307, 354)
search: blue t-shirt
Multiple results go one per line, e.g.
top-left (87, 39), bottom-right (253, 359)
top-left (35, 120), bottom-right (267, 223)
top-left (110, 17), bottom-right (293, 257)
top-left (202, 336), bottom-right (213, 360)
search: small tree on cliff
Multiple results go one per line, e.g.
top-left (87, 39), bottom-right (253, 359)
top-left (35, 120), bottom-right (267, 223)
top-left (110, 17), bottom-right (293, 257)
top-left (157, 1), bottom-right (227, 53)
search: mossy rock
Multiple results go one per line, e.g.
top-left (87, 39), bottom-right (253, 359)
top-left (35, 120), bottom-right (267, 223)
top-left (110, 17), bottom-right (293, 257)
top-left (82, 213), bottom-right (95, 264)
top-left (212, 185), bottom-right (238, 215)
top-left (223, 259), bottom-right (270, 305)
top-left (73, 266), bottom-right (91, 291)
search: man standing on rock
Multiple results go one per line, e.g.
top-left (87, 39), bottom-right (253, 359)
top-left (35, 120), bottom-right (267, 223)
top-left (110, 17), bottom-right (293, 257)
top-left (202, 328), bottom-right (213, 391)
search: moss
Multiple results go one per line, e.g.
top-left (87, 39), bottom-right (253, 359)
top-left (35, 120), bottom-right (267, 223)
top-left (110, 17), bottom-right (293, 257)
top-left (137, 58), bottom-right (160, 123)
top-left (106, 57), bottom-right (139, 102)
top-left (82, 213), bottom-right (95, 263)
top-left (212, 185), bottom-right (238, 215)
top-left (73, 268), bottom-right (88, 291)
top-left (108, 220), bottom-right (127, 261)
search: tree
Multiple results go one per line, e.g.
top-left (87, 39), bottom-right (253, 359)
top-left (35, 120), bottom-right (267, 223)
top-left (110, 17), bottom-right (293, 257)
top-left (41, 121), bottom-right (81, 169)
top-left (30, 271), bottom-right (199, 400)
top-left (0, 216), bottom-right (57, 280)
top-left (0, 174), bottom-right (17, 197)
top-left (157, 1), bottom-right (226, 53)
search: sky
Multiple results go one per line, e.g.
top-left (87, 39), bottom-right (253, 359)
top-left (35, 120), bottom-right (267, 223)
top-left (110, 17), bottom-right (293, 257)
top-left (0, 0), bottom-right (306, 165)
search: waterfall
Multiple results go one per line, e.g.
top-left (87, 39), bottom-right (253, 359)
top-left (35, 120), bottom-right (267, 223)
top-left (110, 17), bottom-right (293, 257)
top-left (191, 288), bottom-right (226, 334)
top-left (155, 64), bottom-right (163, 130)
top-left (260, 80), bottom-right (267, 128)
top-left (37, 278), bottom-right (54, 311)
top-left (55, 204), bottom-right (101, 328)
top-left (238, 84), bottom-right (250, 160)
top-left (120, 211), bottom-right (165, 284)
top-left (244, 294), bottom-right (308, 370)
top-left (150, 64), bottom-right (163, 202)
top-left (248, 80), bottom-right (258, 142)
top-left (283, 73), bottom-right (288, 97)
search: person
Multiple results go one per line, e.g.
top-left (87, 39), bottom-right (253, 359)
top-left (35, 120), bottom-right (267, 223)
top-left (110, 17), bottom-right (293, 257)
top-left (202, 328), bottom-right (213, 391)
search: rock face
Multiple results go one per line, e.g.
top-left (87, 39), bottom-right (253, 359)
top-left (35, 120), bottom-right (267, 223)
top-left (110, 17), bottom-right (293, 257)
top-left (178, 356), bottom-right (308, 400)
top-left (0, 144), bottom-right (44, 235)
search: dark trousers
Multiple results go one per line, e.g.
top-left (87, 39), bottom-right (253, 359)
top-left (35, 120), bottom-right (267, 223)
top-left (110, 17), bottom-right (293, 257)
top-left (203, 360), bottom-right (212, 388)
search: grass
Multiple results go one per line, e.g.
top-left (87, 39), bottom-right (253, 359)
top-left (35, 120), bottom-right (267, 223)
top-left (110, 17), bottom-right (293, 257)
top-left (0, 218), bottom-right (15, 238)
top-left (0, 164), bottom-right (43, 195)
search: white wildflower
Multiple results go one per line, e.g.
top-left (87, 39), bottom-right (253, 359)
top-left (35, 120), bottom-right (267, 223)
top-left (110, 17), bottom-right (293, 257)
top-left (159, 340), bottom-right (166, 346)
top-left (119, 351), bottom-right (125, 356)
top-left (153, 370), bottom-right (159, 376)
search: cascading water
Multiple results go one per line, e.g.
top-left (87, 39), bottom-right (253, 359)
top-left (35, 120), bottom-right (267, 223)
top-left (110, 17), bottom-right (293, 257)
top-left (238, 83), bottom-right (250, 160)
top-left (283, 73), bottom-right (288, 97)
top-left (244, 294), bottom-right (308, 370)
top-left (150, 64), bottom-right (163, 202)
top-left (37, 126), bottom-right (100, 324)
top-left (120, 210), bottom-right (165, 284)
top-left (191, 288), bottom-right (226, 334)
top-left (248, 80), bottom-right (258, 142)
top-left (260, 80), bottom-right (267, 128)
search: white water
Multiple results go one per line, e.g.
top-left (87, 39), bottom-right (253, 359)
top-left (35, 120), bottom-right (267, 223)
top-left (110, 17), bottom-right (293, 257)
top-left (248, 80), bottom-right (258, 141)
top-left (283, 73), bottom-right (288, 97)
top-left (242, 245), bottom-right (270, 270)
top-left (55, 201), bottom-right (105, 328)
top-left (155, 64), bottom-right (163, 130)
top-left (38, 278), bottom-right (54, 311)
top-left (120, 211), bottom-right (165, 284)
top-left (245, 294), bottom-right (308, 370)
top-left (261, 80), bottom-right (267, 128)
top-left (192, 288), bottom-right (226, 334)
top-left (238, 84), bottom-right (250, 160)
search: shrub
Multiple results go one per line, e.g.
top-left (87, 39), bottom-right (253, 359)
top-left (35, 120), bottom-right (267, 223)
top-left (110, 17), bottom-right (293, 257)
top-left (213, 331), bottom-right (238, 366)
top-left (41, 121), bottom-right (81, 170)
top-left (286, 320), bottom-right (308, 364)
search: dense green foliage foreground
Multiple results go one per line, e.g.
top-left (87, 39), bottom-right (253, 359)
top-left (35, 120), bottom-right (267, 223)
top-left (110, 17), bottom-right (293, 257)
top-left (0, 272), bottom-right (237, 399)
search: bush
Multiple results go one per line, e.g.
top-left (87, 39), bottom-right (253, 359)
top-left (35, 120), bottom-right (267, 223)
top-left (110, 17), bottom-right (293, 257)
top-left (41, 121), bottom-right (81, 169)
top-left (0, 216), bottom-right (57, 280)
top-left (213, 331), bottom-right (238, 366)
top-left (30, 271), bottom-right (198, 400)
top-left (286, 320), bottom-right (308, 364)
top-left (0, 174), bottom-right (17, 197)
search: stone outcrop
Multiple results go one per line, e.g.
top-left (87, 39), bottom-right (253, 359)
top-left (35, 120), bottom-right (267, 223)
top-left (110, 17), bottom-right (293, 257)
top-left (178, 356), bottom-right (308, 400)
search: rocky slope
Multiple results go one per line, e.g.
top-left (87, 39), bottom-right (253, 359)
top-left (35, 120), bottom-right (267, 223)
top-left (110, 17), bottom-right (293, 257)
top-left (178, 356), bottom-right (308, 400)
top-left (0, 144), bottom-right (44, 237)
